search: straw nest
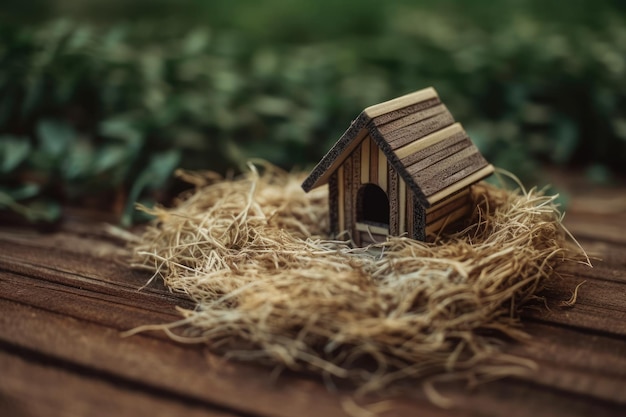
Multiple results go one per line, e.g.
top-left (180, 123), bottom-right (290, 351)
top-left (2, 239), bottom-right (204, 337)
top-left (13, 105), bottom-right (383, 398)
top-left (129, 162), bottom-right (586, 398)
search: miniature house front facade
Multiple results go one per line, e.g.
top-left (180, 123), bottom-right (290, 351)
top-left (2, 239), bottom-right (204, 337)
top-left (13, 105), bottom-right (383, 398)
top-left (301, 87), bottom-right (494, 246)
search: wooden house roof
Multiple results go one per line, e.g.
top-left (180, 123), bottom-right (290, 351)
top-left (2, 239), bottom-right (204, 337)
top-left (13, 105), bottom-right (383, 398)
top-left (301, 87), bottom-right (494, 208)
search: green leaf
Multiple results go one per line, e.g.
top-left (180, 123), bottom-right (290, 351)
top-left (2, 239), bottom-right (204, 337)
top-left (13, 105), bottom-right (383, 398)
top-left (61, 139), bottom-right (94, 180)
top-left (552, 117), bottom-right (579, 165)
top-left (99, 116), bottom-right (143, 147)
top-left (183, 28), bottom-right (210, 55)
top-left (36, 119), bottom-right (76, 157)
top-left (20, 199), bottom-right (62, 223)
top-left (0, 188), bottom-right (60, 223)
top-left (585, 164), bottom-right (612, 184)
top-left (0, 136), bottom-right (31, 173)
top-left (121, 149), bottom-right (181, 226)
top-left (0, 183), bottom-right (41, 201)
top-left (93, 144), bottom-right (132, 173)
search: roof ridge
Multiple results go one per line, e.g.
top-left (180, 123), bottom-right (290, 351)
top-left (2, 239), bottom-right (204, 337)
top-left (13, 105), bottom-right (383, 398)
top-left (364, 87), bottom-right (438, 118)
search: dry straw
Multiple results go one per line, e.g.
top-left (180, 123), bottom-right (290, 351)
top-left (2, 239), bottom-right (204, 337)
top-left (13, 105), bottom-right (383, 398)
top-left (128, 162), bottom-right (587, 398)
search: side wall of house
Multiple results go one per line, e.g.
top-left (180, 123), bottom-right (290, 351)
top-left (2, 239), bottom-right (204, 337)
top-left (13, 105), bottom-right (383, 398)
top-left (424, 188), bottom-right (471, 238)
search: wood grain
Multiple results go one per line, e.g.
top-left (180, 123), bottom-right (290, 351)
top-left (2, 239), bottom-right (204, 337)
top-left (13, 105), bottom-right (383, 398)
top-left (365, 88), bottom-right (438, 119)
top-left (389, 167), bottom-right (400, 236)
top-left (376, 104), bottom-right (449, 135)
top-left (360, 136), bottom-right (370, 184)
top-left (369, 136), bottom-right (379, 185)
top-left (1, 182), bottom-right (625, 417)
top-left (385, 112), bottom-right (456, 150)
top-left (328, 171), bottom-right (339, 236)
top-left (0, 345), bottom-right (234, 417)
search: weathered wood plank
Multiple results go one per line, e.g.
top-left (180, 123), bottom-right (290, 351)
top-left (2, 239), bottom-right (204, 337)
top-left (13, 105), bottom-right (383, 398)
top-left (370, 135), bottom-right (378, 185)
top-left (366, 90), bottom-right (439, 121)
top-left (432, 378), bottom-right (624, 417)
top-left (376, 103), bottom-right (449, 135)
top-left (385, 112), bottom-right (456, 150)
top-left (400, 133), bottom-right (469, 171)
top-left (394, 123), bottom-right (463, 159)
top-left (0, 299), bottom-right (447, 417)
top-left (399, 178), bottom-right (407, 233)
top-left (360, 136), bottom-right (370, 184)
top-left (0, 230), bottom-right (186, 302)
top-left (343, 152), bottom-right (353, 238)
top-left (510, 322), bottom-right (626, 404)
top-left (425, 189), bottom-right (470, 224)
top-left (0, 178), bottom-right (625, 417)
top-left (389, 168), bottom-right (399, 236)
top-left (564, 214), bottom-right (626, 245)
top-left (0, 270), bottom-right (180, 332)
top-left (0, 345), bottom-right (235, 417)
top-left (328, 171), bottom-right (339, 237)
top-left (528, 274), bottom-right (626, 336)
top-left (378, 147), bottom-right (388, 192)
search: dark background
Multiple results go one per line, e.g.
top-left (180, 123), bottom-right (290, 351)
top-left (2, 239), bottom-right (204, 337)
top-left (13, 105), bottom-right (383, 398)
top-left (1, 0), bottom-right (625, 224)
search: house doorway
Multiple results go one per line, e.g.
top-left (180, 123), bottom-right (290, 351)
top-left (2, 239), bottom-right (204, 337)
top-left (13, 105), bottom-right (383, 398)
top-left (356, 183), bottom-right (389, 228)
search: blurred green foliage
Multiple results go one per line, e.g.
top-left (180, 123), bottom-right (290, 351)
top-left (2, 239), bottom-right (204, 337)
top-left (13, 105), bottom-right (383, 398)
top-left (1, 0), bottom-right (625, 224)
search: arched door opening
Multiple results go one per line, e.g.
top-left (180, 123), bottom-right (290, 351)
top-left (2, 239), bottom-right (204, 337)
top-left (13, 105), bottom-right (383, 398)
top-left (356, 183), bottom-right (389, 227)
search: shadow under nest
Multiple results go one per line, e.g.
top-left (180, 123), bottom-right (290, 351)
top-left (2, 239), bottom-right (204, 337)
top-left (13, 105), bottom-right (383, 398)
top-left (127, 162), bottom-right (586, 402)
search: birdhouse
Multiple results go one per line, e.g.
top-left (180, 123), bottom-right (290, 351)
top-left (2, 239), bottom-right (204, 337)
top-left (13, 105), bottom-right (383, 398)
top-left (301, 87), bottom-right (493, 246)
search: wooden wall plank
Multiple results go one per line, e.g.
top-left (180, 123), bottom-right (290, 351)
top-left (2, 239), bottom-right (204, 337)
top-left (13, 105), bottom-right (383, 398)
top-left (425, 190), bottom-right (471, 225)
top-left (406, 192), bottom-right (414, 238)
top-left (399, 179), bottom-right (407, 234)
top-left (351, 149), bottom-right (362, 246)
top-left (352, 146), bottom-right (361, 198)
top-left (343, 155), bottom-right (353, 238)
top-left (389, 168), bottom-right (399, 236)
top-left (369, 137), bottom-right (378, 185)
top-left (337, 166), bottom-right (345, 233)
top-left (412, 203), bottom-right (426, 242)
top-left (328, 172), bottom-right (339, 236)
top-left (378, 148), bottom-right (388, 192)
top-left (424, 208), bottom-right (469, 236)
top-left (360, 136), bottom-right (370, 184)
top-left (426, 165), bottom-right (493, 206)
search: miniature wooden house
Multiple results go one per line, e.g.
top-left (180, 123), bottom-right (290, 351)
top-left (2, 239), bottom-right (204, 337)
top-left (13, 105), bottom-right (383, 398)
top-left (301, 87), bottom-right (494, 246)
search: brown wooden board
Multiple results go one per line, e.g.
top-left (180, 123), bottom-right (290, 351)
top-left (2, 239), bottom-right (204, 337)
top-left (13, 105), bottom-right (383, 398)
top-left (0, 346), bottom-right (234, 417)
top-left (425, 207), bottom-right (470, 236)
top-left (328, 171), bottom-right (339, 236)
top-left (401, 134), bottom-right (470, 174)
top-left (369, 135), bottom-right (379, 185)
top-left (376, 104), bottom-right (449, 135)
top-left (368, 96), bottom-right (441, 126)
top-left (351, 148), bottom-right (362, 245)
top-left (384, 112), bottom-right (457, 150)
top-left (419, 153), bottom-right (489, 198)
top-left (343, 151), bottom-right (354, 238)
top-left (388, 167), bottom-right (400, 236)
top-left (2, 178), bottom-right (626, 417)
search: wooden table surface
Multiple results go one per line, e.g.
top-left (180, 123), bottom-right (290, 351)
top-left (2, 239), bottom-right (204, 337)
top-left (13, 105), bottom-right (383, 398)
top-left (1, 178), bottom-right (625, 417)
